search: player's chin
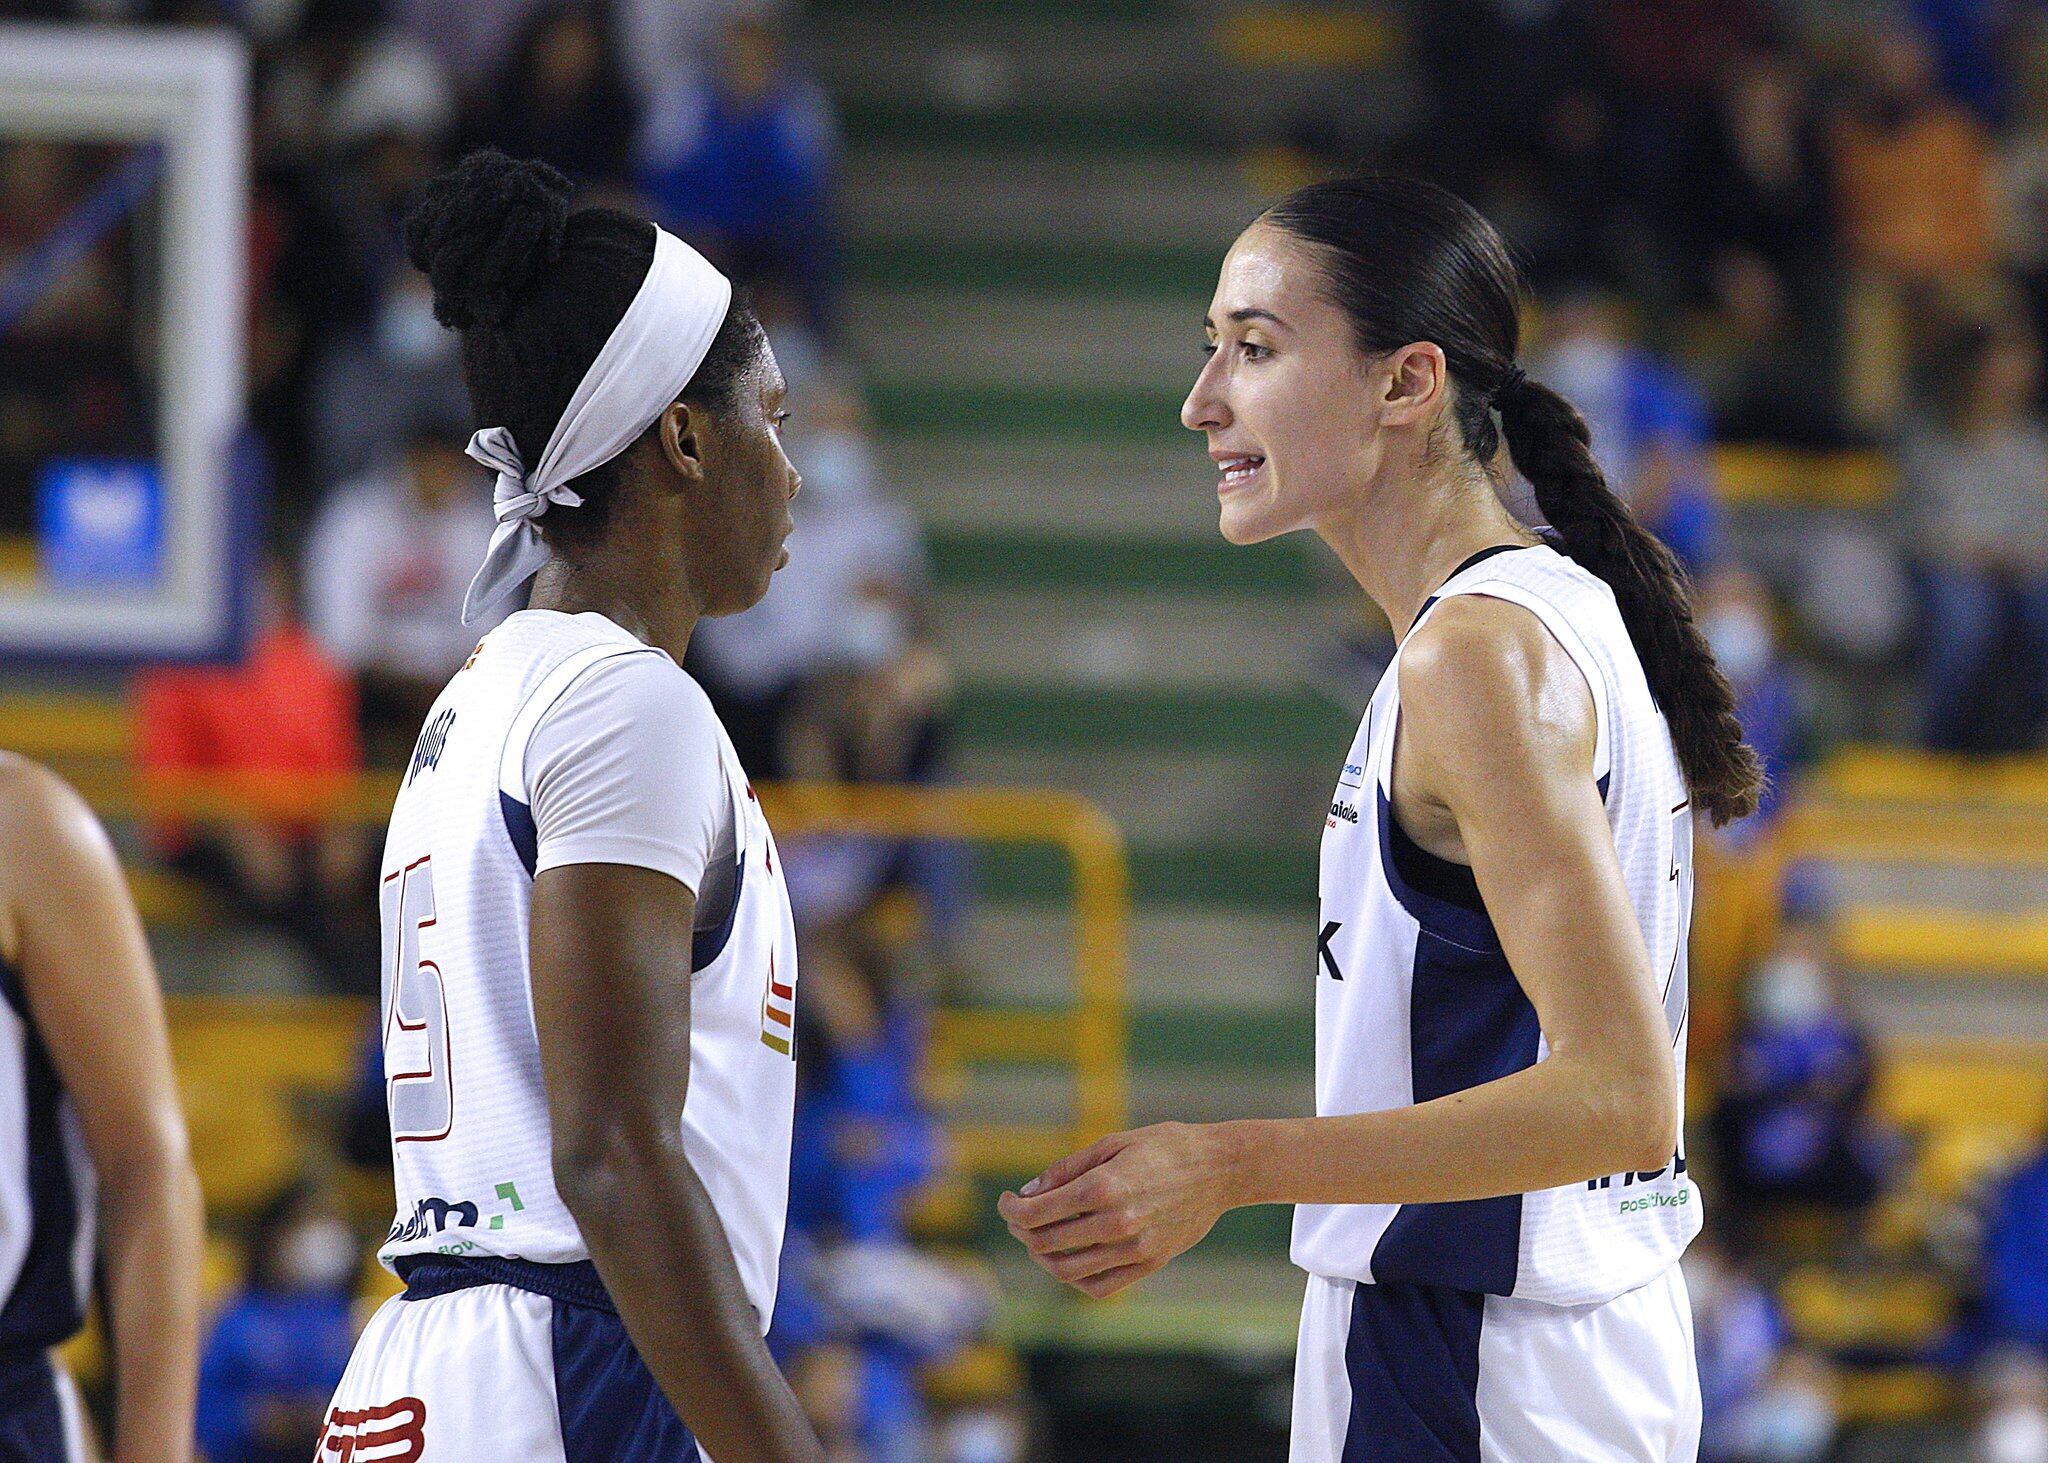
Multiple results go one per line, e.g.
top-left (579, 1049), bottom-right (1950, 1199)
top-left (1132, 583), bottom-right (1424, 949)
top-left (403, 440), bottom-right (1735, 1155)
top-left (1217, 496), bottom-right (1289, 547)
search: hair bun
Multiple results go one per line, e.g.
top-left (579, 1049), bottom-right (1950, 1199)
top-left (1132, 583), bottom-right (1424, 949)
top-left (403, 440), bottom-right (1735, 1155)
top-left (403, 149), bottom-right (574, 331)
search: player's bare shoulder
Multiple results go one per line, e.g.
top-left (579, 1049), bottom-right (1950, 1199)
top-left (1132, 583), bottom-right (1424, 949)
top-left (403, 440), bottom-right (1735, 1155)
top-left (0, 753), bottom-right (117, 958)
top-left (1398, 593), bottom-right (1597, 777)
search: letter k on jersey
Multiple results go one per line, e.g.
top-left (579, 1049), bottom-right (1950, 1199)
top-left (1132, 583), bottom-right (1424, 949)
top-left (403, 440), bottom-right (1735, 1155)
top-left (1318, 921), bottom-right (1344, 981)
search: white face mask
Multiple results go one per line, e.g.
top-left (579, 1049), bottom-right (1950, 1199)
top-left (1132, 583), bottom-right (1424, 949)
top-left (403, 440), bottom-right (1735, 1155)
top-left (1704, 607), bottom-right (1774, 686)
top-left (275, 1217), bottom-right (359, 1294)
top-left (1984, 1406), bottom-right (2048, 1463)
top-left (377, 280), bottom-right (456, 371)
top-left (1749, 953), bottom-right (1832, 1024)
top-left (1746, 1378), bottom-right (1837, 1461)
top-left (792, 429), bottom-right (875, 509)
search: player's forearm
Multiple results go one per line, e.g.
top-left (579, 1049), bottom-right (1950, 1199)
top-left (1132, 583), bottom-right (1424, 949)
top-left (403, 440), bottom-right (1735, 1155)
top-left (1216, 1051), bottom-right (1678, 1210)
top-left (560, 1137), bottom-right (823, 1463)
top-left (100, 1150), bottom-right (204, 1463)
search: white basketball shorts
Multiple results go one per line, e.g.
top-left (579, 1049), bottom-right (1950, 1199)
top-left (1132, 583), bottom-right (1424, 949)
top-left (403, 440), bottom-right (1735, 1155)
top-left (318, 1256), bottom-right (704, 1461)
top-left (1291, 1264), bottom-right (1701, 1461)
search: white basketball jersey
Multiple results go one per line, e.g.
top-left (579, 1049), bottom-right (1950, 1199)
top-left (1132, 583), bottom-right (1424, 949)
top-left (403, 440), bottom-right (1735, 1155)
top-left (1292, 544), bottom-right (1700, 1307)
top-left (376, 609), bottom-right (798, 1326)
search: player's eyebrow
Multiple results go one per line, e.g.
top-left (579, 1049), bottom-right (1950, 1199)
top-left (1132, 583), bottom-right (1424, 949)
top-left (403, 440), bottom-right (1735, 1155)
top-left (1203, 308), bottom-right (1291, 332)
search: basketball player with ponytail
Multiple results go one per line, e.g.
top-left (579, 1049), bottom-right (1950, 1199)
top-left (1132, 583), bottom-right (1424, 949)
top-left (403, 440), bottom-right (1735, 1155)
top-left (1003, 176), bottom-right (1758, 1459)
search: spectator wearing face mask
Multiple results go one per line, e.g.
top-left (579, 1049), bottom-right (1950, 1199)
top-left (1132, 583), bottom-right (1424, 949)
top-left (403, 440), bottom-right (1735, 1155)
top-left (1977, 1350), bottom-right (2048, 1463)
top-left (1697, 564), bottom-right (1801, 844)
top-left (195, 1181), bottom-right (361, 1463)
top-left (303, 384), bottom-right (502, 766)
top-left (1689, 1229), bottom-right (1791, 1463)
top-left (1527, 285), bottom-right (1722, 571)
top-left (1710, 875), bottom-right (1896, 1218)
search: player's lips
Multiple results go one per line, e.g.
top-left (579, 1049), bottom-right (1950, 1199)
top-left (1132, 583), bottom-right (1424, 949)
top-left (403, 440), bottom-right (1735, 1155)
top-left (1213, 451), bottom-right (1266, 494)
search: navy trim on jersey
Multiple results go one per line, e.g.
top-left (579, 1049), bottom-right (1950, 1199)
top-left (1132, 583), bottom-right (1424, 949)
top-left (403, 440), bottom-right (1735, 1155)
top-left (397, 1253), bottom-right (614, 1313)
top-left (690, 854), bottom-right (745, 973)
top-left (0, 960), bottom-right (86, 1352)
top-left (1372, 794), bottom-right (1543, 1295)
top-left (501, 791), bottom-right (539, 878)
top-left (1341, 1280), bottom-right (1484, 1461)
top-left (553, 1294), bottom-right (702, 1461)
top-left (1411, 544), bottom-right (1530, 628)
top-left (0, 1349), bottom-right (71, 1457)
top-left (1375, 789), bottom-right (1497, 954)
top-left (395, 1255), bottom-right (701, 1459)
top-left (1385, 772), bottom-right (1614, 919)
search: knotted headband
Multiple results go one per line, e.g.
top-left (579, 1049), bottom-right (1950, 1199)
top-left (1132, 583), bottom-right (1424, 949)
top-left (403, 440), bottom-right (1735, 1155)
top-left (460, 226), bottom-right (733, 625)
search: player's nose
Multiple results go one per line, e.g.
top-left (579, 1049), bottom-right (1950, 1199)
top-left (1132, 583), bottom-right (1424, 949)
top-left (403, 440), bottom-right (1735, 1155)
top-left (1182, 359), bottom-right (1228, 432)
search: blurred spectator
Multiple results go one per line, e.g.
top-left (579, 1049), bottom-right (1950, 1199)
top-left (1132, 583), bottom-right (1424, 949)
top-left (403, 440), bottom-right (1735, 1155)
top-left (1976, 1350), bottom-right (2048, 1463)
top-left (1697, 564), bottom-right (1802, 840)
top-left (1682, 50), bottom-right (1833, 303)
top-left (261, 0), bottom-right (451, 163)
top-left (133, 557), bottom-right (375, 992)
top-left (1688, 248), bottom-right (1847, 448)
top-left (1901, 315), bottom-right (2048, 751)
top-left (1710, 876), bottom-right (1894, 1217)
top-left (692, 387), bottom-right (931, 777)
top-left (1688, 1229), bottom-right (1792, 1463)
top-left (613, 0), bottom-right (739, 104)
top-left (636, 13), bottom-right (839, 334)
top-left (1985, 1129), bottom-right (2048, 1355)
top-left (468, 3), bottom-right (637, 190)
top-left (391, 0), bottom-right (551, 98)
top-left (1830, 26), bottom-right (1998, 429)
top-left (195, 1180), bottom-right (359, 1463)
top-left (304, 386), bottom-right (499, 766)
top-left (1529, 287), bottom-right (1721, 569)
top-left (1997, 29), bottom-right (2048, 398)
top-left (1731, 1351), bottom-right (1842, 1463)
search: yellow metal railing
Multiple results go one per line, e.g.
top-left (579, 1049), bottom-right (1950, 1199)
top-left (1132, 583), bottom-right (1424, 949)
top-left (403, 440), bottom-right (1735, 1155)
top-left (77, 771), bottom-right (1130, 1181)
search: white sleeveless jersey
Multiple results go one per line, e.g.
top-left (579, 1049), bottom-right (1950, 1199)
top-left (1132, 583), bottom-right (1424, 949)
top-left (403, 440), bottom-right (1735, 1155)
top-left (1292, 543), bottom-right (1700, 1308)
top-left (375, 609), bottom-right (798, 1326)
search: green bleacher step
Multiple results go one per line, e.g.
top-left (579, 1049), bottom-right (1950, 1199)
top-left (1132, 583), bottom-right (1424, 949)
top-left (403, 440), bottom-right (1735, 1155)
top-left (813, 0), bottom-right (1171, 19)
top-left (873, 381), bottom-right (1187, 441)
top-left (928, 528), bottom-right (1320, 597)
top-left (956, 682), bottom-right (1350, 755)
top-left (971, 838), bottom-right (1319, 910)
top-left (839, 98), bottom-right (1212, 154)
top-left (848, 238), bottom-right (1220, 298)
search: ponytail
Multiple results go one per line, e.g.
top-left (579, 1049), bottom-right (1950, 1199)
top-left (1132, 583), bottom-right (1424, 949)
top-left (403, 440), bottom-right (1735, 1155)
top-left (1496, 377), bottom-right (1762, 825)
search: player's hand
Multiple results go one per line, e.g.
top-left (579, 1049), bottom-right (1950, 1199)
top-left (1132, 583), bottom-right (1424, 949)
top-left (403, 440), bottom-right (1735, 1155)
top-left (997, 1122), bottom-right (1236, 1299)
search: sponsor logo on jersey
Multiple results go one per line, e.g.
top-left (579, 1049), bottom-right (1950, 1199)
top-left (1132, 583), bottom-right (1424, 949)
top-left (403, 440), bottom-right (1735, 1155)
top-left (319, 1397), bottom-right (425, 1461)
top-left (1327, 799), bottom-right (1360, 826)
top-left (1586, 1149), bottom-right (1688, 1194)
top-left (386, 1194), bottom-right (478, 1244)
top-left (405, 707), bottom-right (457, 786)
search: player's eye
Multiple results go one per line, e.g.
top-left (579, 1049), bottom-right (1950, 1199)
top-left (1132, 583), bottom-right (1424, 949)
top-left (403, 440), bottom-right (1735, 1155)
top-left (1200, 341), bottom-right (1218, 358)
top-left (1241, 341), bottom-right (1272, 361)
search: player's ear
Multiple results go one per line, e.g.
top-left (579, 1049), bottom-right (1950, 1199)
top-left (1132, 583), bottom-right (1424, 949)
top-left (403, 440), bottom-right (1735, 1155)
top-left (1378, 341), bottom-right (1447, 428)
top-left (656, 401), bottom-right (706, 483)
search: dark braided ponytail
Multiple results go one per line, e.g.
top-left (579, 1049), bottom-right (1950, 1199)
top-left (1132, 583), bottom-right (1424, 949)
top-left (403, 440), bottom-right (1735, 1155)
top-left (1265, 175), bottom-right (1762, 825)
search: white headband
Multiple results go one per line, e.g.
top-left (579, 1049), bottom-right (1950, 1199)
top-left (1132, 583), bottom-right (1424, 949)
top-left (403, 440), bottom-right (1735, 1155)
top-left (461, 226), bottom-right (734, 625)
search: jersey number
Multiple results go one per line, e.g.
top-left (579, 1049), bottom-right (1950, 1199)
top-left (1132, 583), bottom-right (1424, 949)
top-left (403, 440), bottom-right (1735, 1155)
top-left (381, 856), bottom-right (452, 1142)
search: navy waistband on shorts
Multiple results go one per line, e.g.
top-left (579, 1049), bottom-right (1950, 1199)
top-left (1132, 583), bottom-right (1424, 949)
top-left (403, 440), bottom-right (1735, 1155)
top-left (395, 1253), bottom-right (617, 1314)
